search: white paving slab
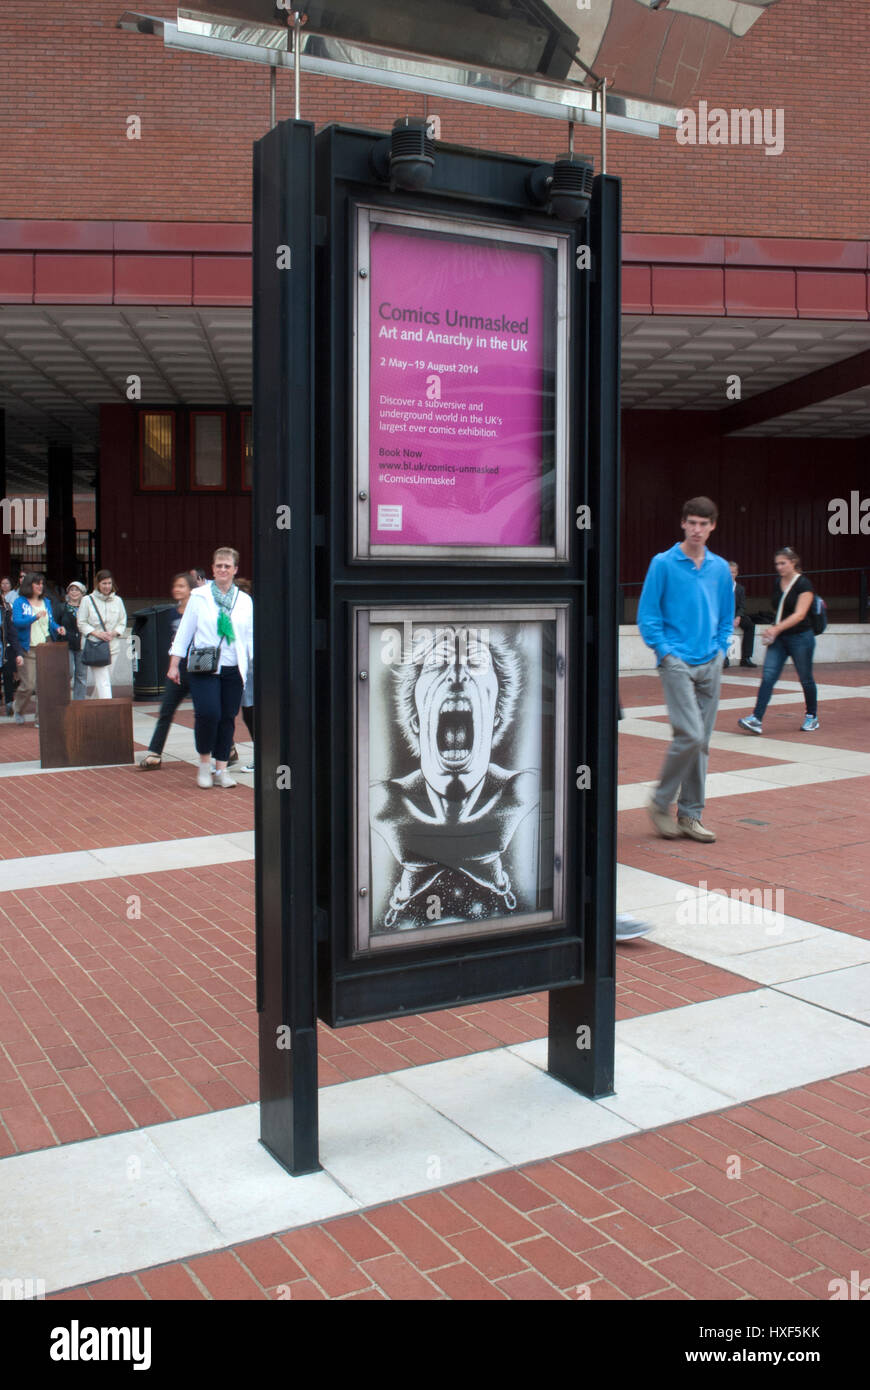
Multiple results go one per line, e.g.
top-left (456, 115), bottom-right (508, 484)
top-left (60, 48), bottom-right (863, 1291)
top-left (146, 1103), bottom-right (357, 1245)
top-left (699, 771), bottom-right (788, 799)
top-left (615, 762), bottom-right (864, 809)
top-left (678, 928), bottom-right (870, 986)
top-left (629, 897), bottom-right (820, 957)
top-left (617, 991), bottom-right (870, 1101)
top-left (617, 864), bottom-right (704, 910)
top-left (508, 1037), bottom-right (735, 1129)
top-left (600, 1042), bottom-right (736, 1129)
top-left (735, 762), bottom-right (863, 787)
top-left (0, 849), bottom-right (113, 891)
top-left (0, 1131), bottom-right (224, 1292)
top-left (89, 834), bottom-right (254, 875)
top-left (614, 866), bottom-right (870, 986)
top-left (777, 963), bottom-right (870, 1025)
top-left (392, 1047), bottom-right (636, 1165)
top-left (0, 833), bottom-right (255, 894)
top-left (318, 1073), bottom-right (506, 1206)
top-left (221, 829), bottom-right (256, 854)
top-left (0, 758), bottom-right (141, 779)
top-left (621, 716), bottom-right (870, 774)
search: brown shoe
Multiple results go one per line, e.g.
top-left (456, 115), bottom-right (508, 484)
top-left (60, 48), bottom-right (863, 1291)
top-left (648, 801), bottom-right (680, 839)
top-left (677, 817), bottom-right (716, 843)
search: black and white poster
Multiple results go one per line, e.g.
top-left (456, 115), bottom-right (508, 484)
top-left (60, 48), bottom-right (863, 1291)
top-left (354, 606), bottom-right (567, 953)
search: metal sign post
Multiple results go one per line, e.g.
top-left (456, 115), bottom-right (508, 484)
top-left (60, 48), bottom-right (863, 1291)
top-left (253, 119), bottom-right (620, 1175)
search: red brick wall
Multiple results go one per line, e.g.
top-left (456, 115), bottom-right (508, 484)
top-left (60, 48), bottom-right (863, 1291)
top-left (621, 411), bottom-right (868, 601)
top-left (1, 1), bottom-right (866, 237)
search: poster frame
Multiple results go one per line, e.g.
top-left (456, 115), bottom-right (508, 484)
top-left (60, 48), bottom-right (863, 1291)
top-left (352, 601), bottom-right (568, 955)
top-left (352, 205), bottom-right (571, 562)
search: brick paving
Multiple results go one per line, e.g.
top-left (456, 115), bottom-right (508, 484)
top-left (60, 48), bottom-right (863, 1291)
top-left (617, 734), bottom-right (783, 786)
top-left (50, 1068), bottom-right (870, 1301)
top-left (0, 762), bottom-right (254, 858)
top-left (617, 776), bottom-right (870, 940)
top-left (2, 660), bottom-right (867, 1298)
top-left (719, 697), bottom-right (870, 751)
top-left (0, 866), bottom-right (756, 1155)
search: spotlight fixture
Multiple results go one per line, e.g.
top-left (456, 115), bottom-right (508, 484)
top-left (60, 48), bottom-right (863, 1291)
top-left (527, 153), bottom-right (594, 222)
top-left (370, 117), bottom-right (436, 191)
top-left (649, 1), bottom-right (670, 10)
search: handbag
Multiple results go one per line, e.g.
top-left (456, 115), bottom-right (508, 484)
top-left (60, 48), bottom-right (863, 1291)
top-left (187, 642), bottom-right (223, 674)
top-left (81, 597), bottom-right (112, 667)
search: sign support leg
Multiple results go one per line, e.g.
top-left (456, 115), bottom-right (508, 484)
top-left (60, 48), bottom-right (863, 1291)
top-left (253, 118), bottom-right (320, 1175)
top-left (548, 174), bottom-right (621, 1100)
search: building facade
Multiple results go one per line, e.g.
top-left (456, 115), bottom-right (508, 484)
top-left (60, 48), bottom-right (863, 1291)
top-left (1, 0), bottom-right (868, 611)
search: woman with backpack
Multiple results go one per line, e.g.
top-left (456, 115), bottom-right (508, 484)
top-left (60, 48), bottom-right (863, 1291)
top-left (77, 569), bottom-right (128, 699)
top-left (738, 546), bottom-right (819, 736)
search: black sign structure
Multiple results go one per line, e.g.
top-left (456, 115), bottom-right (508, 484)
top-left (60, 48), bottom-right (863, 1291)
top-left (253, 121), bottom-right (621, 1175)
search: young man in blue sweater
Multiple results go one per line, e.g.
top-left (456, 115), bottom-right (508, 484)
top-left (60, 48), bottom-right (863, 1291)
top-left (637, 497), bottom-right (733, 843)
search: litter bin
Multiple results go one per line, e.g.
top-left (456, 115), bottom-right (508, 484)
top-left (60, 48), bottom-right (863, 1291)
top-left (132, 604), bottom-right (177, 700)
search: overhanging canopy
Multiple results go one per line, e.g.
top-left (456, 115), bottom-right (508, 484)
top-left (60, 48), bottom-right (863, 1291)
top-left (117, 1), bottom-right (784, 137)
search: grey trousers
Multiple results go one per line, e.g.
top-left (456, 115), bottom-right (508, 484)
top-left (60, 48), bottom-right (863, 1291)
top-left (653, 652), bottom-right (723, 821)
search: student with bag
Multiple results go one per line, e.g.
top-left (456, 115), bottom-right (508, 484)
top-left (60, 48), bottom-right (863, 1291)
top-left (77, 570), bottom-right (128, 699)
top-left (165, 546), bottom-right (253, 789)
top-left (738, 546), bottom-right (820, 735)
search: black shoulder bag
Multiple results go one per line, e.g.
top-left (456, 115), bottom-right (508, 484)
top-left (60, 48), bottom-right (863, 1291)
top-left (81, 597), bottom-right (112, 667)
top-left (187, 588), bottom-right (239, 674)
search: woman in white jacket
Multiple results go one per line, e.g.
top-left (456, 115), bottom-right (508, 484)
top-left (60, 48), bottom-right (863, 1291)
top-left (77, 570), bottom-right (128, 699)
top-left (166, 546), bottom-right (253, 788)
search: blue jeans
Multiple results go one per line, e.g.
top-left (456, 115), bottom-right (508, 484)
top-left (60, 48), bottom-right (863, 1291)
top-left (69, 648), bottom-right (88, 701)
top-left (754, 629), bottom-right (817, 720)
top-left (187, 665), bottom-right (243, 762)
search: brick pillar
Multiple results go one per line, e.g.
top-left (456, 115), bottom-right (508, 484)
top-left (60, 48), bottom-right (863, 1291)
top-left (46, 442), bottom-right (77, 587)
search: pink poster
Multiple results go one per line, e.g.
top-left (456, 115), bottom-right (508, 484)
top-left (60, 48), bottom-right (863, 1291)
top-left (368, 225), bottom-right (551, 549)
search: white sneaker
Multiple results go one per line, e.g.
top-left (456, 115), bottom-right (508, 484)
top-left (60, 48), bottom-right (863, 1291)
top-left (616, 915), bottom-right (653, 942)
top-left (214, 770), bottom-right (237, 788)
top-left (196, 765), bottom-right (213, 789)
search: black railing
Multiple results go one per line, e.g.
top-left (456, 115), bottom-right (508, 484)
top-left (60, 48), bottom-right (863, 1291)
top-left (620, 566), bottom-right (870, 625)
top-left (75, 530), bottom-right (96, 592)
top-left (7, 530), bottom-right (95, 592)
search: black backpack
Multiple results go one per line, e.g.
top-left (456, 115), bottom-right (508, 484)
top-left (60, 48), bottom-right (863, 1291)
top-left (809, 593), bottom-right (827, 635)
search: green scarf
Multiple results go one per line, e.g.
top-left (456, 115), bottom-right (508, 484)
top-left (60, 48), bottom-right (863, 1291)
top-left (210, 580), bottom-right (237, 644)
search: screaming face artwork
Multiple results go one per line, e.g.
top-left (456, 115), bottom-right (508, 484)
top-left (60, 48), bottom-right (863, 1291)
top-left (362, 613), bottom-right (562, 945)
